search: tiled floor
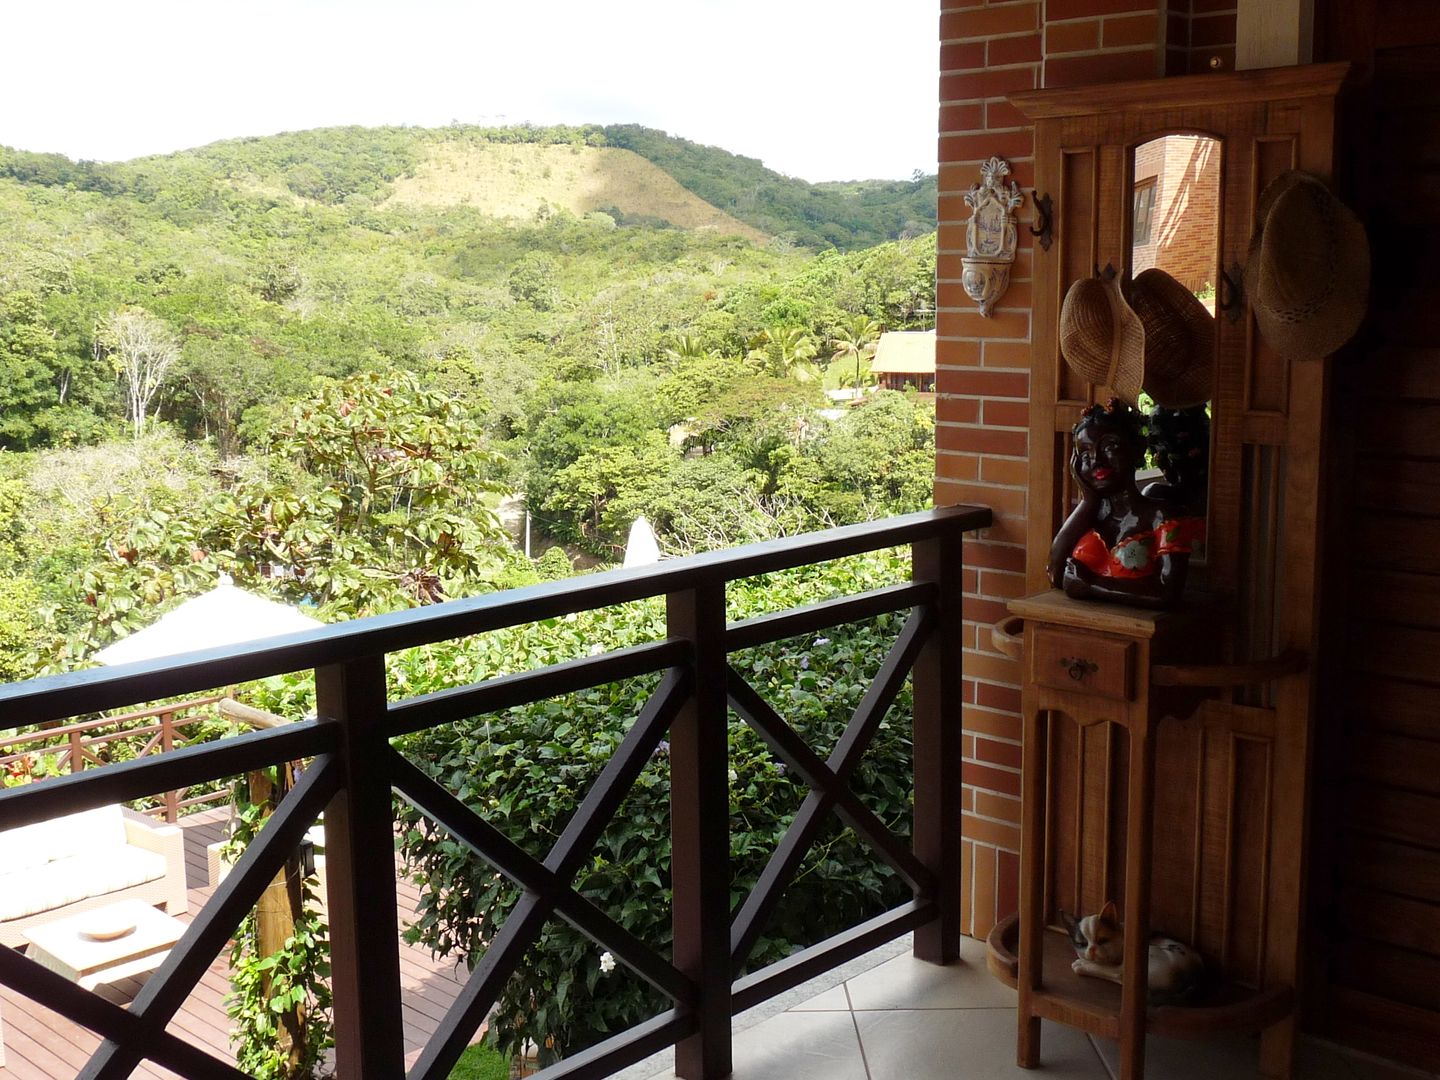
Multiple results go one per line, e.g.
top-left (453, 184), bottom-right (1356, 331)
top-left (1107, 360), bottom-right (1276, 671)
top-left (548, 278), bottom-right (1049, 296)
top-left (640, 936), bottom-right (1438, 1080)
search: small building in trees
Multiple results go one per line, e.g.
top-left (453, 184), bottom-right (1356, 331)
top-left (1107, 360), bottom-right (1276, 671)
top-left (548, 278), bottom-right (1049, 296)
top-left (869, 330), bottom-right (935, 394)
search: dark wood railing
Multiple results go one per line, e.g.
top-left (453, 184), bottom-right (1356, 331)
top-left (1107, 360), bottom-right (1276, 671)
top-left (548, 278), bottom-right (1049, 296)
top-left (0, 504), bottom-right (990, 1080)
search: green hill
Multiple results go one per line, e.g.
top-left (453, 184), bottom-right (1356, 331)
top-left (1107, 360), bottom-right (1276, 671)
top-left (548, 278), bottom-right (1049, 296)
top-left (0, 123), bottom-right (935, 251)
top-left (601, 124), bottom-right (938, 250)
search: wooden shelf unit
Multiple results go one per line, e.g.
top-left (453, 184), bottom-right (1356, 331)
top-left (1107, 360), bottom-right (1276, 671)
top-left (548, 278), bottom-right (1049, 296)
top-left (995, 63), bottom-right (1349, 1080)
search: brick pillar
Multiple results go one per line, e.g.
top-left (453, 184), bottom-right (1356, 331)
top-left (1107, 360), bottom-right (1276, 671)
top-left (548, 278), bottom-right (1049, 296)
top-left (936, 0), bottom-right (1038, 942)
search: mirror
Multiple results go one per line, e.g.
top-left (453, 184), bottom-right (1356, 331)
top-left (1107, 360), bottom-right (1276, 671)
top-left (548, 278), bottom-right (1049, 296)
top-left (1129, 134), bottom-right (1222, 554)
top-left (1130, 134), bottom-right (1222, 310)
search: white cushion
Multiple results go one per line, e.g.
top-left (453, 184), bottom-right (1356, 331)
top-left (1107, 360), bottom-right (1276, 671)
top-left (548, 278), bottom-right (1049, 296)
top-left (40, 805), bottom-right (128, 861)
top-left (0, 819), bottom-right (53, 872)
top-left (0, 846), bottom-right (167, 921)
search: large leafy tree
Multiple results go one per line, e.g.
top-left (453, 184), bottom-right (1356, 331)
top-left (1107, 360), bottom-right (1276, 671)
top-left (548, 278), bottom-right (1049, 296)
top-left (225, 369), bottom-right (514, 613)
top-left (95, 306), bottom-right (181, 440)
top-left (0, 291), bottom-right (61, 449)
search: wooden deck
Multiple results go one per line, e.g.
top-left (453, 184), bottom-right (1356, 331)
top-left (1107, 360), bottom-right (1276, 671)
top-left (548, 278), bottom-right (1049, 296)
top-left (0, 809), bottom-right (481, 1079)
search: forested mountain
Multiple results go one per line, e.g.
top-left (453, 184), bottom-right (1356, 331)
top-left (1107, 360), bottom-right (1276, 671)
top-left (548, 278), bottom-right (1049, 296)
top-left (600, 125), bottom-right (938, 249)
top-left (0, 124), bottom-right (937, 455)
top-left (0, 123), bottom-right (936, 250)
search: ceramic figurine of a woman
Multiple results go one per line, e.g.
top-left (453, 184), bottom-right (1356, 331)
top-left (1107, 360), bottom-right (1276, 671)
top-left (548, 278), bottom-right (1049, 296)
top-left (1047, 400), bottom-right (1204, 609)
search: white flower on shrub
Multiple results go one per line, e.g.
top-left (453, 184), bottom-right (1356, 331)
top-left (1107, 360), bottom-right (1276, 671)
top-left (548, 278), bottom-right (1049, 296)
top-left (600, 951), bottom-right (616, 974)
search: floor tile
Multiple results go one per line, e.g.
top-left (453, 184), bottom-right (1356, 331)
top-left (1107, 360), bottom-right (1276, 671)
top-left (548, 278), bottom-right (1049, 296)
top-left (727, 1008), bottom-right (869, 1080)
top-left (844, 935), bottom-right (1017, 1010)
top-left (788, 984), bottom-right (851, 1011)
top-left (1342, 1049), bottom-right (1438, 1080)
top-left (856, 1009), bottom-right (1108, 1080)
top-left (1088, 1031), bottom-right (1361, 1080)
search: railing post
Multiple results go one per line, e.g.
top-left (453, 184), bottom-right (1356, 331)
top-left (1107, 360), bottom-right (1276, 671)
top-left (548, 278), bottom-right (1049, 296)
top-left (668, 581), bottom-right (733, 1080)
top-left (912, 523), bottom-right (966, 964)
top-left (68, 730), bottom-right (83, 775)
top-left (161, 711), bottom-right (179, 822)
top-left (316, 655), bottom-right (406, 1079)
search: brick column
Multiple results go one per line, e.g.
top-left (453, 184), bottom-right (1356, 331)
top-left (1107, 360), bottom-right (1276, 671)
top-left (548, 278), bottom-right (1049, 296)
top-left (936, 0), bottom-right (1038, 941)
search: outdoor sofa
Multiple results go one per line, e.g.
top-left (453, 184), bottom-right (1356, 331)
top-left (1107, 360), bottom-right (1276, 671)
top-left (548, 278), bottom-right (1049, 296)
top-left (0, 804), bottom-right (188, 949)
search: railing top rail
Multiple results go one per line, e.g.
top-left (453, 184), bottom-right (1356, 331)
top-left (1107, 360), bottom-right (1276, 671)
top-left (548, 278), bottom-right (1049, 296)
top-left (0, 695), bottom-right (224, 750)
top-left (0, 505), bottom-right (990, 726)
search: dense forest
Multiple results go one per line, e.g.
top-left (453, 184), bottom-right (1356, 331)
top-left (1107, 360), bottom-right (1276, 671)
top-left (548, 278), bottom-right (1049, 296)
top-left (0, 123), bottom-right (938, 681)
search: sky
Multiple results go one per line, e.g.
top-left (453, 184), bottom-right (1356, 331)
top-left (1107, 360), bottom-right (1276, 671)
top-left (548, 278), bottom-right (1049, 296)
top-left (0, 1), bottom-right (938, 183)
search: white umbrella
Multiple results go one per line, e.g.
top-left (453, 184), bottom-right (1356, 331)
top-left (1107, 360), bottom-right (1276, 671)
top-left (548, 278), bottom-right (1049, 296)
top-left (93, 574), bottom-right (324, 666)
top-left (622, 517), bottom-right (661, 568)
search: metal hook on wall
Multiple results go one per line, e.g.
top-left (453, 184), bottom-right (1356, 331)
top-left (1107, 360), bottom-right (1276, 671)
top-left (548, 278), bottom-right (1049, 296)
top-left (1218, 261), bottom-right (1245, 322)
top-left (1030, 191), bottom-right (1054, 252)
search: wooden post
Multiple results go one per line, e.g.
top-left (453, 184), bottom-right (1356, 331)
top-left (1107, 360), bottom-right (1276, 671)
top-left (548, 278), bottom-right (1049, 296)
top-left (668, 583), bottom-right (732, 1080)
top-left (1118, 718), bottom-right (1155, 1080)
top-left (317, 655), bottom-right (406, 1080)
top-left (68, 730), bottom-right (83, 775)
top-left (912, 527), bottom-right (965, 964)
top-left (162, 712), bottom-right (179, 822)
top-left (1016, 684), bottom-right (1045, 1069)
top-left (248, 763), bottom-right (308, 1073)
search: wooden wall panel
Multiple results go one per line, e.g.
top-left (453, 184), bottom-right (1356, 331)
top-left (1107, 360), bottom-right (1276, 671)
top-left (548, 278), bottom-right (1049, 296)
top-left (1228, 735), bottom-right (1273, 987)
top-left (1312, 28), bottom-right (1440, 1067)
top-left (1150, 720), bottom-right (1203, 942)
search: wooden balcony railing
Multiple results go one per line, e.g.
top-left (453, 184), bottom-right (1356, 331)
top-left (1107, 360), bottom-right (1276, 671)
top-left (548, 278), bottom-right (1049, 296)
top-left (0, 504), bottom-right (991, 1080)
top-left (0, 695), bottom-right (230, 821)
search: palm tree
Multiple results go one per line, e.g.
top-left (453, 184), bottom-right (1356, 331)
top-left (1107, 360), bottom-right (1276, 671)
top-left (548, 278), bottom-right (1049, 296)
top-left (751, 325), bottom-right (821, 383)
top-left (665, 334), bottom-right (715, 364)
top-left (830, 315), bottom-right (881, 397)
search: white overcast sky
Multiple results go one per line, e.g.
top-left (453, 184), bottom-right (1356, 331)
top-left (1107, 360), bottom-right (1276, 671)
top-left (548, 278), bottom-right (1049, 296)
top-left (0, 1), bottom-right (938, 183)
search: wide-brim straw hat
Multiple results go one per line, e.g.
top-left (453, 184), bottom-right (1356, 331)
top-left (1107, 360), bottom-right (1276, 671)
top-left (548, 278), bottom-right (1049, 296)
top-left (1243, 171), bottom-right (1369, 360)
top-left (1129, 268), bottom-right (1215, 408)
top-left (1060, 275), bottom-right (1144, 405)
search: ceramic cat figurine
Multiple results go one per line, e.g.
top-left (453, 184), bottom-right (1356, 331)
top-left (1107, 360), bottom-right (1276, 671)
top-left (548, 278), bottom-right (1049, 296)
top-left (1059, 901), bottom-right (1204, 1004)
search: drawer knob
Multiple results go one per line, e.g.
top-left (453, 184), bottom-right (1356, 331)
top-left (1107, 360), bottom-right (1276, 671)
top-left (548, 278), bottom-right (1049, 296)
top-left (1060, 657), bottom-right (1098, 682)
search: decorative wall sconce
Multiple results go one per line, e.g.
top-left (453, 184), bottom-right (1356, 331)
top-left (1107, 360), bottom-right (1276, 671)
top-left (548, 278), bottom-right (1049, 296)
top-left (962, 156), bottom-right (1025, 317)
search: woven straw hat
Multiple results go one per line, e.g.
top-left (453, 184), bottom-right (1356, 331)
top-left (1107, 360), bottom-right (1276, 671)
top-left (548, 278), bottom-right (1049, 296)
top-left (1129, 268), bottom-right (1215, 408)
top-left (1060, 275), bottom-right (1144, 405)
top-left (1243, 171), bottom-right (1369, 360)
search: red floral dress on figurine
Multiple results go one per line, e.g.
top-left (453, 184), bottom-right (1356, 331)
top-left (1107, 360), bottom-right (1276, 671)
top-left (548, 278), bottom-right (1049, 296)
top-left (1071, 517), bottom-right (1205, 580)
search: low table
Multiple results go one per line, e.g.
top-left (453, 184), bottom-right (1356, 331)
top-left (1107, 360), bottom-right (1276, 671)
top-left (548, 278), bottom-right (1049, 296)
top-left (23, 900), bottom-right (186, 992)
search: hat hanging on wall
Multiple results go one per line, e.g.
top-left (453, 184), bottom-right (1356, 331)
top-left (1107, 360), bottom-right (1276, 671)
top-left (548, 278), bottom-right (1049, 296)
top-left (1243, 170), bottom-right (1370, 360)
top-left (1059, 271), bottom-right (1144, 405)
top-left (1129, 268), bottom-right (1215, 408)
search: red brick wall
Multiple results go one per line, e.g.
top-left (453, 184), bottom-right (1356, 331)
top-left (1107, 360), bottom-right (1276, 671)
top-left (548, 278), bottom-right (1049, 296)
top-left (936, 0), bottom-right (1181, 940)
top-left (1132, 134), bottom-right (1222, 292)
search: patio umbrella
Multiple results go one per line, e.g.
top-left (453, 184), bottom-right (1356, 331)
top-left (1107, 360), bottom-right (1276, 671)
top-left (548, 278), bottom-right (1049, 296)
top-left (622, 516), bottom-right (661, 568)
top-left (92, 574), bottom-right (323, 666)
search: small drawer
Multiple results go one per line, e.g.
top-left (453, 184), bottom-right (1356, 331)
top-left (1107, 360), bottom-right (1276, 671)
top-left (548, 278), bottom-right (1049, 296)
top-left (1032, 628), bottom-right (1134, 700)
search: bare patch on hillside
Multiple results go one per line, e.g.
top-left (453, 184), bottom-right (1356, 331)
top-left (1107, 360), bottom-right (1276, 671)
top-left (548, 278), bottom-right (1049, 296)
top-left (385, 143), bottom-right (766, 242)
